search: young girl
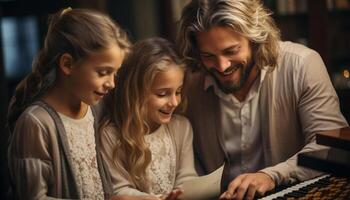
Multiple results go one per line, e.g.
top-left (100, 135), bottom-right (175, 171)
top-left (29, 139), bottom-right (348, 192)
top-left (7, 8), bottom-right (130, 199)
top-left (100, 38), bottom-right (198, 200)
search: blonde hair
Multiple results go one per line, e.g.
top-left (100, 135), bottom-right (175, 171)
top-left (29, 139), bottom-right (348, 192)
top-left (7, 8), bottom-right (130, 131)
top-left (103, 38), bottom-right (185, 191)
top-left (177, 0), bottom-right (281, 71)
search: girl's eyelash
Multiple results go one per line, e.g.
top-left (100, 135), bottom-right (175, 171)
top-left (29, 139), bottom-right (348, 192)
top-left (98, 70), bottom-right (109, 76)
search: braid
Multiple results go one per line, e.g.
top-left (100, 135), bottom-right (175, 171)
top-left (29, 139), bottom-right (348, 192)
top-left (7, 49), bottom-right (56, 132)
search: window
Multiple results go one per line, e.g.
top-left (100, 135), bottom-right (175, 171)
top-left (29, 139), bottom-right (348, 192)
top-left (1, 16), bottom-right (39, 79)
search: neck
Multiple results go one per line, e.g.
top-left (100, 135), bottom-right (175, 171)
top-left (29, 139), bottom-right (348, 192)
top-left (42, 83), bottom-right (88, 119)
top-left (147, 121), bottom-right (161, 134)
top-left (233, 65), bottom-right (259, 102)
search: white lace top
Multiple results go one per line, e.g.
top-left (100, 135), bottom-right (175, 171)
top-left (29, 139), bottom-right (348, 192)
top-left (145, 124), bottom-right (176, 195)
top-left (59, 107), bottom-right (104, 199)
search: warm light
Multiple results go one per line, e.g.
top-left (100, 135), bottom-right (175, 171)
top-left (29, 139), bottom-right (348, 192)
top-left (343, 69), bottom-right (350, 79)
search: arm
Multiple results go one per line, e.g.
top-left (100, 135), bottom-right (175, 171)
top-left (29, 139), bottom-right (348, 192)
top-left (100, 125), bottom-right (151, 197)
top-left (173, 116), bottom-right (198, 187)
top-left (260, 50), bottom-right (348, 185)
top-left (8, 112), bottom-right (61, 199)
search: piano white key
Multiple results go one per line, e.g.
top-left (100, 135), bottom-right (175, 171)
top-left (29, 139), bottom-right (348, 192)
top-left (258, 174), bottom-right (329, 200)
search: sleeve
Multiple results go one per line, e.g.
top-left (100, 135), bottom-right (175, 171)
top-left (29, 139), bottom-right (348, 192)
top-left (260, 50), bottom-right (348, 185)
top-left (173, 116), bottom-right (198, 187)
top-left (297, 51), bottom-right (348, 134)
top-left (99, 125), bottom-right (151, 197)
top-left (8, 112), bottom-right (60, 200)
top-left (260, 142), bottom-right (327, 185)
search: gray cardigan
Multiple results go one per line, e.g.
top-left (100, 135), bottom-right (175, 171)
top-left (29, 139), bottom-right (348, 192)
top-left (8, 101), bottom-right (112, 199)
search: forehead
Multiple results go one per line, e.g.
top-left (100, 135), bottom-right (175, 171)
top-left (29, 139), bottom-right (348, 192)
top-left (76, 44), bottom-right (125, 70)
top-left (86, 44), bottom-right (124, 63)
top-left (195, 26), bottom-right (248, 52)
top-left (151, 65), bottom-right (184, 89)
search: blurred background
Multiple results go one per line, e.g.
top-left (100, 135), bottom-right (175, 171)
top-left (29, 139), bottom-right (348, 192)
top-left (0, 0), bottom-right (349, 198)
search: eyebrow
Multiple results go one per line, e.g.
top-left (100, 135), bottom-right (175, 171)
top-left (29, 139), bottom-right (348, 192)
top-left (96, 66), bottom-right (118, 71)
top-left (154, 85), bottom-right (183, 91)
top-left (199, 44), bottom-right (240, 54)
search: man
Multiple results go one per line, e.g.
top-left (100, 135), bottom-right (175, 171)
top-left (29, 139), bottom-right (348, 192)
top-left (177, 0), bottom-right (348, 199)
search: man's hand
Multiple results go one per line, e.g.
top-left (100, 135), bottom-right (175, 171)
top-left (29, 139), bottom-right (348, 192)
top-left (219, 172), bottom-right (275, 200)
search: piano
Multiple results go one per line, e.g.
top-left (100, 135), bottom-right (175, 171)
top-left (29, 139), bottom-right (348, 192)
top-left (258, 175), bottom-right (350, 199)
top-left (258, 127), bottom-right (350, 199)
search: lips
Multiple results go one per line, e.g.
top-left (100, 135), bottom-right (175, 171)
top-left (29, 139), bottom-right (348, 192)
top-left (209, 63), bottom-right (242, 77)
top-left (222, 65), bottom-right (240, 75)
top-left (159, 110), bottom-right (173, 115)
top-left (94, 91), bottom-right (108, 97)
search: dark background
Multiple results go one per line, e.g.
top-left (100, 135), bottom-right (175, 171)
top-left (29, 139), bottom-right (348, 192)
top-left (0, 0), bottom-right (349, 198)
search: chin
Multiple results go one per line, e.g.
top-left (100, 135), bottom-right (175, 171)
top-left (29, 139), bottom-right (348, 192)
top-left (159, 118), bottom-right (171, 124)
top-left (85, 98), bottom-right (101, 106)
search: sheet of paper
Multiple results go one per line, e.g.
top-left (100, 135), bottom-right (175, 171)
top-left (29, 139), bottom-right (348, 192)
top-left (178, 164), bottom-right (224, 200)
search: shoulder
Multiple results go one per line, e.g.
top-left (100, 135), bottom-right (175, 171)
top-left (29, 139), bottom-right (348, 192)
top-left (275, 41), bottom-right (324, 78)
top-left (168, 114), bottom-right (191, 128)
top-left (168, 115), bottom-right (193, 140)
top-left (279, 41), bottom-right (317, 58)
top-left (278, 41), bottom-right (321, 67)
top-left (100, 122), bottom-right (119, 146)
top-left (15, 104), bottom-right (55, 131)
top-left (11, 104), bottom-right (56, 151)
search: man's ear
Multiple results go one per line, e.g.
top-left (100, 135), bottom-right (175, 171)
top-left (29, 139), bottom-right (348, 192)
top-left (59, 53), bottom-right (74, 75)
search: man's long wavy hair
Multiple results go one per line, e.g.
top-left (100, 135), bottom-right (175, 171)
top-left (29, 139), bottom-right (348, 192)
top-left (177, 0), bottom-right (281, 71)
top-left (102, 38), bottom-right (186, 191)
top-left (7, 8), bottom-right (130, 132)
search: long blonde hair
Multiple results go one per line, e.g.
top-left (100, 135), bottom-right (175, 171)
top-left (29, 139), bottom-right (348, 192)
top-left (7, 8), bottom-right (130, 131)
top-left (104, 38), bottom-right (185, 191)
top-left (177, 0), bottom-right (280, 71)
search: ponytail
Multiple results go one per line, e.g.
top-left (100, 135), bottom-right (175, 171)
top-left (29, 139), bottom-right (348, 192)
top-left (7, 49), bottom-right (56, 132)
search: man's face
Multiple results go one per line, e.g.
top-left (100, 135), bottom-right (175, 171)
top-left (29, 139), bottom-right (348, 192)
top-left (195, 26), bottom-right (254, 93)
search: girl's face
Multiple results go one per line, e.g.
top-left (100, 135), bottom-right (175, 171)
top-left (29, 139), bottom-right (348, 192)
top-left (69, 44), bottom-right (125, 105)
top-left (146, 65), bottom-right (184, 131)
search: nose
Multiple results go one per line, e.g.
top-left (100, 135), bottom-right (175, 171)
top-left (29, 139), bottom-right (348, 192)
top-left (105, 75), bottom-right (115, 89)
top-left (169, 94), bottom-right (180, 107)
top-left (216, 56), bottom-right (231, 72)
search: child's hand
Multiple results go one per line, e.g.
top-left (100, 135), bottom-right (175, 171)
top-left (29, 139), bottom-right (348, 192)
top-left (160, 188), bottom-right (183, 200)
top-left (110, 195), bottom-right (161, 200)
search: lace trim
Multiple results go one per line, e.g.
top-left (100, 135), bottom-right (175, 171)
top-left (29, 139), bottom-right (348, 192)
top-left (60, 108), bottom-right (104, 199)
top-left (145, 125), bottom-right (176, 195)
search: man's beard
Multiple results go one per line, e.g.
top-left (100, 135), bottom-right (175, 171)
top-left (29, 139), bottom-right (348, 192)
top-left (208, 60), bottom-right (255, 94)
